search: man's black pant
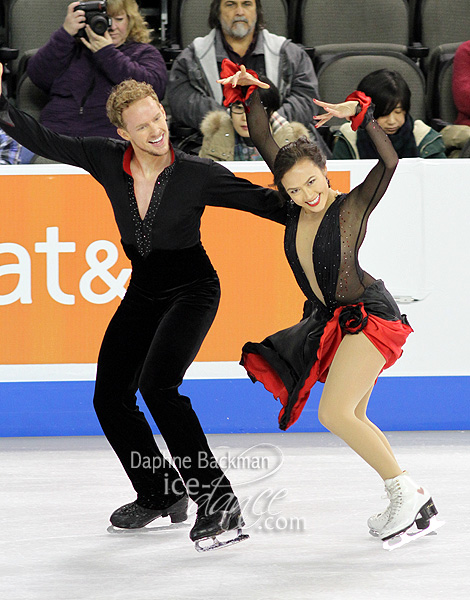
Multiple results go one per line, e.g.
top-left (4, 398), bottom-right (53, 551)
top-left (93, 273), bottom-right (235, 509)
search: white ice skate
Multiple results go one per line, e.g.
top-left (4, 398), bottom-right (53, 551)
top-left (378, 472), bottom-right (444, 551)
top-left (368, 488), bottom-right (393, 537)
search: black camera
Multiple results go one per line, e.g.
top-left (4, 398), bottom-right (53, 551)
top-left (0, 48), bottom-right (18, 65)
top-left (74, 1), bottom-right (112, 37)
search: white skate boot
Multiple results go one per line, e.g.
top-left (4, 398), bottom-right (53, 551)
top-left (367, 488), bottom-right (393, 537)
top-left (379, 471), bottom-right (443, 550)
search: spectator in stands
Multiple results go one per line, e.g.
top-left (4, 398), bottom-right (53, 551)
top-left (441, 39), bottom-right (470, 158)
top-left (453, 40), bottom-right (470, 127)
top-left (333, 69), bottom-right (446, 160)
top-left (0, 128), bottom-right (33, 164)
top-left (199, 74), bottom-right (309, 161)
top-left (26, 0), bottom-right (167, 139)
top-left (167, 0), bottom-right (329, 155)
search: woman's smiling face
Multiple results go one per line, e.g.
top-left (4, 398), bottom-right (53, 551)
top-left (281, 158), bottom-right (329, 214)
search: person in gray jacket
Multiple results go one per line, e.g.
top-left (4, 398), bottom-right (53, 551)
top-left (167, 0), bottom-right (329, 154)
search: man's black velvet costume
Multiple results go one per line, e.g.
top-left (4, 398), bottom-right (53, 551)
top-left (0, 96), bottom-right (285, 509)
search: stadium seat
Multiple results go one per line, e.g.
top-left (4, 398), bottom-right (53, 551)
top-left (425, 42), bottom-right (459, 125)
top-left (15, 53), bottom-right (48, 120)
top-left (4, 0), bottom-right (70, 88)
top-left (296, 0), bottom-right (415, 69)
top-left (419, 0), bottom-right (470, 71)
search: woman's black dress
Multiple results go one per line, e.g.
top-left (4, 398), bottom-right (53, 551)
top-left (241, 91), bottom-right (413, 430)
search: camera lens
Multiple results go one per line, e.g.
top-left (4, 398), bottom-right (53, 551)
top-left (89, 14), bottom-right (109, 35)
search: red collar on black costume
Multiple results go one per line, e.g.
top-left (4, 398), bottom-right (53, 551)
top-left (122, 144), bottom-right (175, 176)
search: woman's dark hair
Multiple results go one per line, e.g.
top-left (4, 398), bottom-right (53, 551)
top-left (258, 76), bottom-right (280, 118)
top-left (273, 137), bottom-right (326, 199)
top-left (208, 0), bottom-right (265, 31)
top-left (358, 69), bottom-right (411, 119)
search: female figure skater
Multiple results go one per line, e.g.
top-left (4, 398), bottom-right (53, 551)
top-left (218, 62), bottom-right (440, 545)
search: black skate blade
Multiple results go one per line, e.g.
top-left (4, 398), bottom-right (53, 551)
top-left (194, 528), bottom-right (250, 553)
top-left (382, 516), bottom-right (445, 551)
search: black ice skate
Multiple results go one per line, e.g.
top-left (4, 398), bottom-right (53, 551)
top-left (189, 505), bottom-right (249, 552)
top-left (110, 493), bottom-right (188, 529)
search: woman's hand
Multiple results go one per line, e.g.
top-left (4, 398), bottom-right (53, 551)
top-left (312, 99), bottom-right (359, 128)
top-left (63, 2), bottom-right (86, 37)
top-left (80, 26), bottom-right (113, 52)
top-left (217, 64), bottom-right (270, 89)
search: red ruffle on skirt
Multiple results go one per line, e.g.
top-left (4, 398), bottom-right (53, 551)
top-left (242, 303), bottom-right (413, 430)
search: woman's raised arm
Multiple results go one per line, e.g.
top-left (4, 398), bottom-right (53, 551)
top-left (217, 63), bottom-right (280, 172)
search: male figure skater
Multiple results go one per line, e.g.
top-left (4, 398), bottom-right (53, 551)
top-left (0, 65), bottom-right (285, 550)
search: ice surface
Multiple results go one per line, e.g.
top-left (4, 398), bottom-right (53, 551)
top-left (0, 431), bottom-right (468, 600)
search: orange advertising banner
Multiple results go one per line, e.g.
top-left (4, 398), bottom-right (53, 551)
top-left (0, 168), bottom-right (349, 365)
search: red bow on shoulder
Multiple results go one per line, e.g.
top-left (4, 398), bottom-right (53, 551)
top-left (220, 58), bottom-right (260, 109)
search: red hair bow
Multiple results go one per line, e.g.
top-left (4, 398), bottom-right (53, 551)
top-left (345, 90), bottom-right (372, 131)
top-left (220, 58), bottom-right (260, 109)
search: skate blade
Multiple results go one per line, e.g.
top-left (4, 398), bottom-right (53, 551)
top-left (382, 516), bottom-right (445, 551)
top-left (107, 522), bottom-right (189, 535)
top-left (194, 528), bottom-right (250, 553)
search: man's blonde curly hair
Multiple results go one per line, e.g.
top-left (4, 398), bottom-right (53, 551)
top-left (106, 79), bottom-right (160, 129)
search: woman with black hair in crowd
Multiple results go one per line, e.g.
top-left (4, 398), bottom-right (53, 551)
top-left (332, 68), bottom-right (445, 160)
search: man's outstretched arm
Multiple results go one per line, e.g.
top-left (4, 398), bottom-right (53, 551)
top-left (0, 62), bottom-right (111, 175)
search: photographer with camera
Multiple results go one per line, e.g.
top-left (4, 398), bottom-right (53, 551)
top-left (26, 0), bottom-right (167, 139)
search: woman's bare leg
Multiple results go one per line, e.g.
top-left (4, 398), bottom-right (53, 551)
top-left (318, 332), bottom-right (402, 481)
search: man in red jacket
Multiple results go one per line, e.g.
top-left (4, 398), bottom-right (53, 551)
top-left (442, 39), bottom-right (470, 157)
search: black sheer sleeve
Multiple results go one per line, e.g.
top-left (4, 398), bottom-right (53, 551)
top-left (347, 110), bottom-right (399, 220)
top-left (333, 108), bottom-right (400, 302)
top-left (245, 89), bottom-right (280, 173)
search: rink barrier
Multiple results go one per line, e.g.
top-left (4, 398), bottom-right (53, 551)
top-left (1, 160), bottom-right (469, 436)
top-left (0, 376), bottom-right (468, 436)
